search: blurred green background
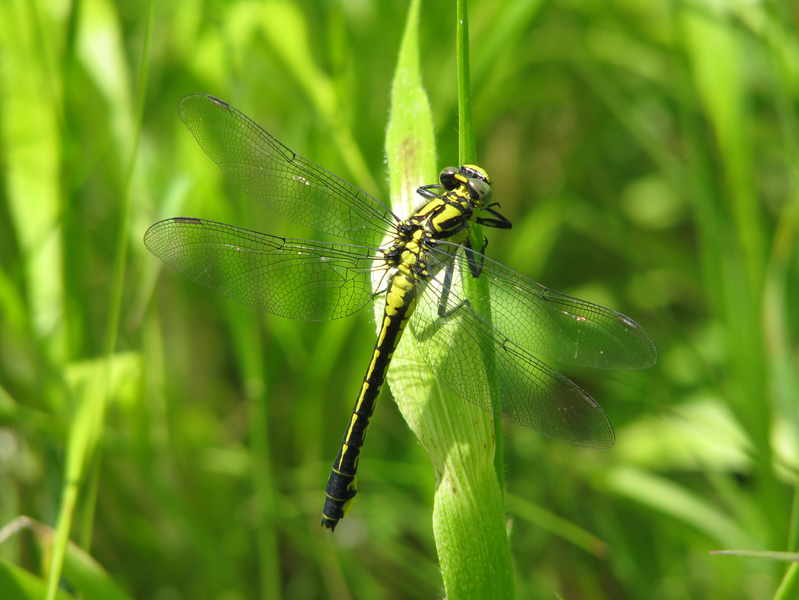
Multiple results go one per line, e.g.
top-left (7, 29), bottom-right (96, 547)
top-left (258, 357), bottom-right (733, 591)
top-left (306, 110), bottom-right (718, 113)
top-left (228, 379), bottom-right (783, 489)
top-left (2, 0), bottom-right (799, 598)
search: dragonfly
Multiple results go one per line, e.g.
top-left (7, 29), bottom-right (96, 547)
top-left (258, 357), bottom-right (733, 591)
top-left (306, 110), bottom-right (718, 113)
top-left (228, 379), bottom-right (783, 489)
top-left (144, 94), bottom-right (658, 531)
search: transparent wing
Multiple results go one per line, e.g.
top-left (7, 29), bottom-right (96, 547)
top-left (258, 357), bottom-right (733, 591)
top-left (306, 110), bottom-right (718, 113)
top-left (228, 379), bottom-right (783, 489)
top-left (179, 94), bottom-right (398, 246)
top-left (144, 217), bottom-right (383, 321)
top-left (433, 242), bottom-right (658, 370)
top-left (411, 254), bottom-right (615, 448)
top-left (408, 243), bottom-right (656, 448)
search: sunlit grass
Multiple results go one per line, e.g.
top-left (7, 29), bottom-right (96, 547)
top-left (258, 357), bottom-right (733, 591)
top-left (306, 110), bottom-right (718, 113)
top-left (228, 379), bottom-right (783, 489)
top-left (1, 0), bottom-right (798, 598)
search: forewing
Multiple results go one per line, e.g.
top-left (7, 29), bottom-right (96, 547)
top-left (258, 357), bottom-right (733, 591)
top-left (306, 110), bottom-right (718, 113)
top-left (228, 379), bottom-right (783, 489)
top-left (179, 94), bottom-right (398, 245)
top-left (435, 243), bottom-right (658, 370)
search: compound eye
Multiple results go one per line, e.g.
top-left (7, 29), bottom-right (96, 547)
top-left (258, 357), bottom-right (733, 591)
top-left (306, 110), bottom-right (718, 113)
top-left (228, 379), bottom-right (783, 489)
top-left (460, 164), bottom-right (490, 184)
top-left (439, 166), bottom-right (460, 190)
top-left (468, 179), bottom-right (492, 203)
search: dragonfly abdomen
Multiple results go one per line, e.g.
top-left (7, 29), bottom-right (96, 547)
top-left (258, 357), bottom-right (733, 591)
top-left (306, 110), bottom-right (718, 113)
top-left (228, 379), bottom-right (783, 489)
top-left (321, 271), bottom-right (418, 530)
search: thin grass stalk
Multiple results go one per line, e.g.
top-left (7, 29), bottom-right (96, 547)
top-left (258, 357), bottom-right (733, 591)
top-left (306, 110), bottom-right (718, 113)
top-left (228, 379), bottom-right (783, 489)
top-left (385, 0), bottom-right (515, 597)
top-left (46, 3), bottom-right (153, 598)
top-left (456, 0), bottom-right (507, 504)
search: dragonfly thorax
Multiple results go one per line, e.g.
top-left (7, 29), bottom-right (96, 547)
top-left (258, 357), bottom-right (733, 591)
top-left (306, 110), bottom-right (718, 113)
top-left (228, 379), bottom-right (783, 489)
top-left (383, 165), bottom-right (496, 280)
top-left (406, 168), bottom-right (492, 247)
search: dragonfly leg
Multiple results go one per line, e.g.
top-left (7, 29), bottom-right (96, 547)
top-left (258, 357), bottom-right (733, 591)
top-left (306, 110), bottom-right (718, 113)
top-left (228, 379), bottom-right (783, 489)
top-left (463, 237), bottom-right (487, 279)
top-left (475, 203), bottom-right (512, 230)
top-left (436, 256), bottom-right (476, 320)
top-left (417, 183), bottom-right (444, 200)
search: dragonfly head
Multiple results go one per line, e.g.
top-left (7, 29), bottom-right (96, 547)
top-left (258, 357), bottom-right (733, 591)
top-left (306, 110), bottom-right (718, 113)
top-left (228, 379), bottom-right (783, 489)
top-left (439, 165), bottom-right (493, 208)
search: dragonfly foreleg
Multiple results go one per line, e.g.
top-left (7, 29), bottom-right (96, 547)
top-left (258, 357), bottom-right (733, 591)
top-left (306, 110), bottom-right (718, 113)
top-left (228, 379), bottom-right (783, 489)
top-left (475, 203), bottom-right (512, 230)
top-left (417, 183), bottom-right (444, 200)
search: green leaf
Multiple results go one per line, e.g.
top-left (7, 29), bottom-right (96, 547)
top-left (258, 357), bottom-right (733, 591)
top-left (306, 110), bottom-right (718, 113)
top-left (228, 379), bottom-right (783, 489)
top-left (0, 557), bottom-right (74, 600)
top-left (385, 1), bottom-right (514, 598)
top-left (0, 518), bottom-right (135, 600)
